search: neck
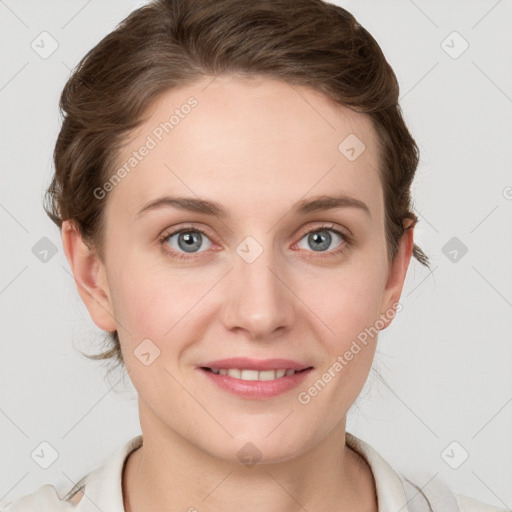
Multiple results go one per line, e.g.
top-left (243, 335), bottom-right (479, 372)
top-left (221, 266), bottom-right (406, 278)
top-left (122, 404), bottom-right (377, 512)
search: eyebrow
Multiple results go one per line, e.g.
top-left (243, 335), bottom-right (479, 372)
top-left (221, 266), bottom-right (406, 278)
top-left (136, 193), bottom-right (371, 219)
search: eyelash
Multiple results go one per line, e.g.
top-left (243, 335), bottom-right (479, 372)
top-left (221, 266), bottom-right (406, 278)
top-left (158, 223), bottom-right (352, 261)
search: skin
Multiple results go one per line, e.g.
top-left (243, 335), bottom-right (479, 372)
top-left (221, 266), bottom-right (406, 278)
top-left (61, 74), bottom-right (414, 512)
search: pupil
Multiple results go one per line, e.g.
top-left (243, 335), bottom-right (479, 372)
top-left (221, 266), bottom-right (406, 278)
top-left (179, 231), bottom-right (201, 252)
top-left (309, 230), bottom-right (331, 251)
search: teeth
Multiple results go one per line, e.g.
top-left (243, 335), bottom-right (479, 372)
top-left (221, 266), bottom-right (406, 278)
top-left (209, 368), bottom-right (298, 380)
top-left (240, 369), bottom-right (259, 380)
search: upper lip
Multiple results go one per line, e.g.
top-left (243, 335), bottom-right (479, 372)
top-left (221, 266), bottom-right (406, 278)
top-left (199, 357), bottom-right (313, 371)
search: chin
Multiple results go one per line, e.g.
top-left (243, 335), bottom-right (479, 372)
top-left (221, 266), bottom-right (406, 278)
top-left (202, 428), bottom-right (309, 465)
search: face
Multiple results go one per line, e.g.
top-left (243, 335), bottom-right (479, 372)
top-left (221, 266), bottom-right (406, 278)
top-left (64, 74), bottom-right (412, 463)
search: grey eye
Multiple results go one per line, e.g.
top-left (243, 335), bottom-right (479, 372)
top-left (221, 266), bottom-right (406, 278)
top-left (166, 230), bottom-right (212, 253)
top-left (297, 229), bottom-right (343, 252)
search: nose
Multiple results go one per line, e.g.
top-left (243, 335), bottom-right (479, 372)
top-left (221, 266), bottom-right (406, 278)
top-left (220, 244), bottom-right (295, 340)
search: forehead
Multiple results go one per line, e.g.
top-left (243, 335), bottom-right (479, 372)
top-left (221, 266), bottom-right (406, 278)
top-left (107, 74), bottom-right (383, 222)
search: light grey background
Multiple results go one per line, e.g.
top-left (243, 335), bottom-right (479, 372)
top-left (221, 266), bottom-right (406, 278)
top-left (1, 0), bottom-right (511, 508)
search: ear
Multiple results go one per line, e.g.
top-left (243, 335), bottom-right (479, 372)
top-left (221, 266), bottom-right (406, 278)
top-left (378, 221), bottom-right (415, 330)
top-left (61, 220), bottom-right (117, 332)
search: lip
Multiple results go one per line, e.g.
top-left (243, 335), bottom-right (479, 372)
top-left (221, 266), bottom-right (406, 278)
top-left (198, 367), bottom-right (313, 399)
top-left (199, 357), bottom-right (312, 371)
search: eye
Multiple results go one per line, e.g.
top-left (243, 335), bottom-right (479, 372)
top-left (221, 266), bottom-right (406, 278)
top-left (159, 223), bottom-right (351, 261)
top-left (294, 224), bottom-right (350, 257)
top-left (159, 227), bottom-right (213, 259)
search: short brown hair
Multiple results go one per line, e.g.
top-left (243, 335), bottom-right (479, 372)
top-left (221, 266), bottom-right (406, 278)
top-left (44, 0), bottom-right (429, 369)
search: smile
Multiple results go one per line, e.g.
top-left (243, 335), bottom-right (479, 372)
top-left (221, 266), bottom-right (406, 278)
top-left (198, 366), bottom-right (313, 399)
top-left (201, 367), bottom-right (309, 380)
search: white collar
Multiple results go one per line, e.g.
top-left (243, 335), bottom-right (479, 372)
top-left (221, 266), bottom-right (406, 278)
top-left (346, 432), bottom-right (409, 512)
top-left (72, 435), bottom-right (142, 512)
top-left (70, 432), bottom-right (409, 512)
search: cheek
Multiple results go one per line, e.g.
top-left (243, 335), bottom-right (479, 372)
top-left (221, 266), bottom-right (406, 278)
top-left (108, 256), bottom-right (211, 350)
top-left (295, 276), bottom-right (382, 419)
top-left (300, 262), bottom-right (387, 345)
top-left (298, 265), bottom-right (386, 403)
top-left (106, 257), bottom-right (161, 339)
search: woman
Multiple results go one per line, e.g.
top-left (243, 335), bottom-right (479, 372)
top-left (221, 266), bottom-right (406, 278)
top-left (1, 0), bottom-right (506, 511)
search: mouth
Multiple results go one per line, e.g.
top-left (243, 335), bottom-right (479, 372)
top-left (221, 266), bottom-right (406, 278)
top-left (200, 366), bottom-right (313, 381)
top-left (197, 358), bottom-right (314, 399)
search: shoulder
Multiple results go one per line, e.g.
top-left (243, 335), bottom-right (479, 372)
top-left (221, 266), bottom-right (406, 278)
top-left (1, 435), bottom-right (143, 512)
top-left (456, 494), bottom-right (510, 512)
top-left (344, 431), bottom-right (508, 512)
top-left (0, 483), bottom-right (77, 511)
top-left (400, 473), bottom-right (509, 512)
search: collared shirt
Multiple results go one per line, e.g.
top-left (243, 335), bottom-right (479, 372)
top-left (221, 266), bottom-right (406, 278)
top-left (1, 433), bottom-right (507, 512)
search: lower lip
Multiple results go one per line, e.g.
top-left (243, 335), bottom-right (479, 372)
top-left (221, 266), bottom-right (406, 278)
top-left (198, 368), bottom-right (313, 399)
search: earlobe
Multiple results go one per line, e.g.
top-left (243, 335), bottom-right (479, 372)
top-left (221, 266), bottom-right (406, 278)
top-left (379, 222), bottom-right (415, 330)
top-left (61, 220), bottom-right (117, 332)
